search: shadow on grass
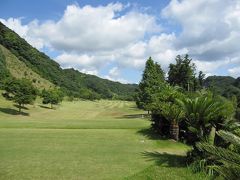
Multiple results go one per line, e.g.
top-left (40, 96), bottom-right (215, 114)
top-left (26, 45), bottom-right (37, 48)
top-left (14, 104), bottom-right (29, 110)
top-left (121, 114), bottom-right (148, 119)
top-left (142, 151), bottom-right (186, 167)
top-left (116, 114), bottom-right (150, 120)
top-left (137, 128), bottom-right (168, 140)
top-left (0, 107), bottom-right (29, 116)
top-left (129, 106), bottom-right (141, 110)
top-left (39, 105), bottom-right (52, 109)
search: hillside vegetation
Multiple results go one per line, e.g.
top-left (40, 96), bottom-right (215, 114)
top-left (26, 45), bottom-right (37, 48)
top-left (204, 76), bottom-right (240, 96)
top-left (0, 44), bottom-right (54, 89)
top-left (0, 21), bottom-right (136, 100)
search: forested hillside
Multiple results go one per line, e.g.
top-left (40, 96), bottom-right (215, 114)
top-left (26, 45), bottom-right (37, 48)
top-left (0, 22), bottom-right (136, 100)
top-left (204, 76), bottom-right (240, 99)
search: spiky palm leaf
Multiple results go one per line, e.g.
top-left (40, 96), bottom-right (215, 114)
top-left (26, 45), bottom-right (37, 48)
top-left (217, 130), bottom-right (240, 147)
top-left (197, 130), bottom-right (240, 179)
top-left (178, 96), bottom-right (225, 139)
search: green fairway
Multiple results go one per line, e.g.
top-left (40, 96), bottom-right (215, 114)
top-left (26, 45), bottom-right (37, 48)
top-left (0, 98), bottom-right (207, 179)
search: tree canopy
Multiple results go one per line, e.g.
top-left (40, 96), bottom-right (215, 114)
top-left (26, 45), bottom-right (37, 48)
top-left (168, 54), bottom-right (197, 91)
top-left (2, 78), bottom-right (37, 112)
top-left (41, 89), bottom-right (64, 109)
top-left (136, 57), bottom-right (165, 111)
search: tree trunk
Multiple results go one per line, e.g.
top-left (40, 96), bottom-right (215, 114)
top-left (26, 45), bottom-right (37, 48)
top-left (51, 103), bottom-right (53, 109)
top-left (18, 103), bottom-right (22, 113)
top-left (170, 121), bottom-right (179, 141)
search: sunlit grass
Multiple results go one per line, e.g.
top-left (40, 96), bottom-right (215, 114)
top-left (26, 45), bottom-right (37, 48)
top-left (0, 97), bottom-right (207, 179)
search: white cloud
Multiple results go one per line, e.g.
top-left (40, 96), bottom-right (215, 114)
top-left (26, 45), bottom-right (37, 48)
top-left (104, 75), bottom-right (129, 84)
top-left (26, 3), bottom-right (160, 53)
top-left (103, 66), bottom-right (128, 83)
top-left (162, 0), bottom-right (240, 62)
top-left (55, 52), bottom-right (114, 75)
top-left (109, 67), bottom-right (120, 77)
top-left (194, 59), bottom-right (229, 74)
top-left (81, 69), bottom-right (98, 76)
top-left (147, 33), bottom-right (188, 68)
top-left (0, 17), bottom-right (27, 37)
top-left (228, 67), bottom-right (240, 78)
top-left (1, 1), bottom-right (240, 82)
top-left (0, 3), bottom-right (163, 80)
top-left (0, 18), bottom-right (45, 49)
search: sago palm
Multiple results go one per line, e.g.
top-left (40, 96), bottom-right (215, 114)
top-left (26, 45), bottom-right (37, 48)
top-left (178, 96), bottom-right (225, 142)
top-left (157, 84), bottom-right (184, 141)
top-left (197, 130), bottom-right (240, 179)
top-left (160, 102), bottom-right (184, 141)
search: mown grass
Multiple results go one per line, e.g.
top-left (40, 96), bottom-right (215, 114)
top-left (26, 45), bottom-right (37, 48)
top-left (0, 97), bottom-right (208, 179)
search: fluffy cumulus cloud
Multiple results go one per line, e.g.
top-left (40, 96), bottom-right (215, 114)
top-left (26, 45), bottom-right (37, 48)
top-left (229, 67), bottom-right (240, 78)
top-left (1, 0), bottom-right (240, 82)
top-left (104, 66), bottom-right (129, 83)
top-left (0, 18), bottom-right (45, 49)
top-left (162, 0), bottom-right (240, 76)
top-left (21, 3), bottom-right (159, 53)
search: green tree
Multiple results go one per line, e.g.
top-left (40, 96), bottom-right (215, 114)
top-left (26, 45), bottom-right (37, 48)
top-left (0, 49), bottom-right (10, 88)
top-left (154, 85), bottom-right (184, 141)
top-left (198, 71), bottom-right (205, 89)
top-left (168, 54), bottom-right (196, 91)
top-left (136, 57), bottom-right (165, 112)
top-left (2, 78), bottom-right (37, 112)
top-left (41, 89), bottom-right (64, 109)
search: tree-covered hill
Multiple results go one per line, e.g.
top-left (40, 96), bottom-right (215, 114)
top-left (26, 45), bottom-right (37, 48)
top-left (204, 76), bottom-right (240, 98)
top-left (0, 21), bottom-right (136, 100)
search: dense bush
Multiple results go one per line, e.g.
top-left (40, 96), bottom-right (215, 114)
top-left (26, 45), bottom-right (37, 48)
top-left (136, 54), bottom-right (240, 179)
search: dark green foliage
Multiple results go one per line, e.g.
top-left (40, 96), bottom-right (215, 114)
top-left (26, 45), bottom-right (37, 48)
top-left (0, 47), bottom-right (11, 88)
top-left (168, 54), bottom-right (197, 91)
top-left (197, 130), bottom-right (240, 179)
top-left (180, 94), bottom-right (237, 178)
top-left (204, 76), bottom-right (240, 121)
top-left (150, 84), bottom-right (185, 141)
top-left (234, 77), bottom-right (240, 89)
top-left (198, 71), bottom-right (205, 88)
top-left (204, 76), bottom-right (236, 95)
top-left (136, 57), bottom-right (165, 110)
top-left (41, 89), bottom-right (64, 108)
top-left (135, 54), bottom-right (240, 178)
top-left (0, 22), bottom-right (136, 100)
top-left (32, 78), bottom-right (37, 83)
top-left (178, 93), bottom-right (234, 146)
top-left (2, 78), bottom-right (37, 112)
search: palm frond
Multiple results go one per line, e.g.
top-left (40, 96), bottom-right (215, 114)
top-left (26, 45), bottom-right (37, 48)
top-left (217, 130), bottom-right (240, 148)
top-left (197, 142), bottom-right (240, 166)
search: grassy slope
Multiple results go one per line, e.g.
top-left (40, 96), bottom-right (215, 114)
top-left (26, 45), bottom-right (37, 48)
top-left (0, 97), bottom-right (207, 180)
top-left (0, 44), bottom-right (54, 89)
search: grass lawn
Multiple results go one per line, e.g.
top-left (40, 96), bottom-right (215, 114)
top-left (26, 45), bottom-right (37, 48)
top-left (0, 97), bottom-right (208, 179)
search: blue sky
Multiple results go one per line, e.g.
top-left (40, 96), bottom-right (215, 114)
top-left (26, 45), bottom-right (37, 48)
top-left (1, 0), bottom-right (240, 83)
